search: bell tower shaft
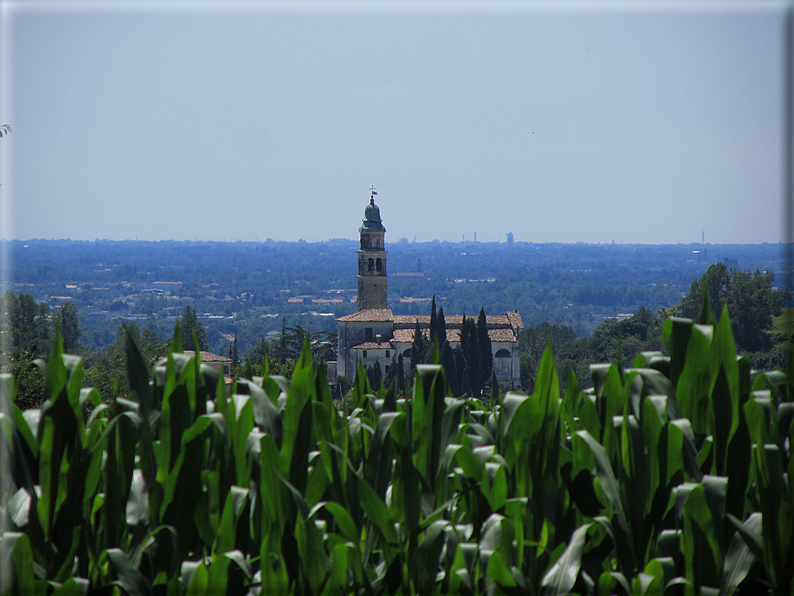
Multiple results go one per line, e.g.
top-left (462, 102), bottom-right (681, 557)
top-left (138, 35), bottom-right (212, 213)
top-left (356, 192), bottom-right (388, 311)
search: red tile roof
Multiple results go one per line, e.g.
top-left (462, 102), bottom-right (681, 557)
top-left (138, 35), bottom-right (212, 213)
top-left (392, 328), bottom-right (514, 344)
top-left (488, 329), bottom-right (518, 342)
top-left (183, 350), bottom-right (232, 363)
top-left (352, 341), bottom-right (395, 350)
top-left (506, 310), bottom-right (524, 331)
top-left (337, 309), bottom-right (394, 322)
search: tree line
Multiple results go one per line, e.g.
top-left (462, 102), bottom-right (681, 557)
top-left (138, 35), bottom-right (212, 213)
top-left (3, 262), bottom-right (789, 409)
top-left (519, 262), bottom-right (791, 393)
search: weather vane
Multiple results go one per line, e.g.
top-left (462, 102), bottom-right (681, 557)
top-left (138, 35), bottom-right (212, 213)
top-left (370, 185), bottom-right (378, 200)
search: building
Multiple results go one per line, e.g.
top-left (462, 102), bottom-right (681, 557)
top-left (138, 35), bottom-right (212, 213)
top-left (183, 350), bottom-right (233, 384)
top-left (356, 192), bottom-right (388, 311)
top-left (335, 191), bottom-right (523, 389)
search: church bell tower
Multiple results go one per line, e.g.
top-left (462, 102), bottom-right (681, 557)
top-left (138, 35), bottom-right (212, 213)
top-left (356, 188), bottom-right (388, 311)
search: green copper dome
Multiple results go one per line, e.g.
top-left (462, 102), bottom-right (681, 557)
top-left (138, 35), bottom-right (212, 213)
top-left (359, 198), bottom-right (386, 233)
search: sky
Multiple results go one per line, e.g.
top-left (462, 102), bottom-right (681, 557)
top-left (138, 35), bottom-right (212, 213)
top-left (0, 1), bottom-right (789, 244)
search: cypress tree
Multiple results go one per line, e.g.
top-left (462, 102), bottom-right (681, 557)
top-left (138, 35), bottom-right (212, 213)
top-left (490, 370), bottom-right (499, 406)
top-left (411, 318), bottom-right (428, 370)
top-left (397, 353), bottom-right (405, 394)
top-left (429, 296), bottom-right (438, 344)
top-left (477, 308), bottom-right (492, 386)
top-left (452, 347), bottom-right (467, 396)
top-left (180, 305), bottom-right (208, 352)
top-left (461, 315), bottom-right (482, 397)
top-left (368, 358), bottom-right (383, 390)
top-left (440, 341), bottom-right (456, 395)
top-left (231, 333), bottom-right (240, 368)
top-left (437, 306), bottom-right (447, 348)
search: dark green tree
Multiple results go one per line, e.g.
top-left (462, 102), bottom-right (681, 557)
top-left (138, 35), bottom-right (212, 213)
top-left (83, 322), bottom-right (168, 401)
top-left (519, 322), bottom-right (577, 364)
top-left (436, 305), bottom-right (447, 348)
top-left (397, 353), bottom-right (406, 394)
top-left (461, 315), bottom-right (483, 396)
top-left (410, 318), bottom-right (429, 371)
top-left (179, 305), bottom-right (209, 351)
top-left (429, 296), bottom-right (439, 344)
top-left (367, 358), bottom-right (383, 390)
top-left (3, 291), bottom-right (51, 355)
top-left (477, 308), bottom-right (492, 387)
top-left (677, 262), bottom-right (790, 353)
top-left (55, 302), bottom-right (82, 352)
top-left (229, 333), bottom-right (240, 370)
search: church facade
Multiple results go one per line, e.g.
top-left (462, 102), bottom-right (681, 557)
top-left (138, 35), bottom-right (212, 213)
top-left (335, 191), bottom-right (523, 389)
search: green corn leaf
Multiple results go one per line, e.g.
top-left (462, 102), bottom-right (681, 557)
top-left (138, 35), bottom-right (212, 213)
top-left (185, 560), bottom-right (208, 596)
top-left (680, 482), bottom-right (723, 588)
top-left (212, 486), bottom-right (249, 556)
top-left (412, 364), bottom-right (447, 491)
top-left (366, 411), bottom-right (401, 500)
top-left (160, 416), bottom-right (213, 558)
top-left (676, 325), bottom-right (713, 435)
top-left (668, 418), bottom-right (702, 482)
top-left (574, 430), bottom-right (622, 513)
top-left (541, 522), bottom-right (590, 596)
top-left (259, 433), bottom-right (288, 535)
top-left (412, 520), bottom-right (447, 593)
top-left (104, 547), bottom-right (151, 596)
top-left (357, 474), bottom-right (399, 546)
top-left (663, 316), bottom-right (693, 390)
top-left (310, 501), bottom-right (360, 544)
top-left (0, 532), bottom-right (35, 595)
top-left (125, 326), bottom-right (158, 493)
top-left (597, 571), bottom-right (631, 596)
top-left (324, 542), bottom-right (358, 596)
top-left (721, 512), bottom-right (762, 595)
top-left (280, 338), bottom-right (314, 495)
top-left (487, 549), bottom-right (517, 590)
top-left (295, 510), bottom-right (331, 594)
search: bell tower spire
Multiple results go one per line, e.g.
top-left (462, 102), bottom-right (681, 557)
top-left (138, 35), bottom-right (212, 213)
top-left (356, 187), bottom-right (388, 311)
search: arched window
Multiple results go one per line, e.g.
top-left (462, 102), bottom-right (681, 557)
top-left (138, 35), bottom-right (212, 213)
top-left (376, 258), bottom-right (382, 272)
top-left (495, 348), bottom-right (511, 358)
top-left (368, 258), bottom-right (374, 271)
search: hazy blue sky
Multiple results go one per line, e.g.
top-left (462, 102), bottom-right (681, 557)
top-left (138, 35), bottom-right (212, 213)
top-left (1, 1), bottom-right (788, 244)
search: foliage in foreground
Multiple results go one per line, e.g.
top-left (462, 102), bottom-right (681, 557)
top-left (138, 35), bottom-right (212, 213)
top-left (1, 304), bottom-right (793, 595)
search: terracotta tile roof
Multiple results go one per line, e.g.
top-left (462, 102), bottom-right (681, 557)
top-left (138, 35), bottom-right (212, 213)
top-left (391, 327), bottom-right (515, 344)
top-left (488, 329), bottom-right (518, 342)
top-left (337, 308), bottom-right (394, 322)
top-left (392, 328), bottom-right (417, 343)
top-left (352, 341), bottom-right (395, 350)
top-left (183, 350), bottom-right (232, 363)
top-left (393, 314), bottom-right (510, 327)
top-left (393, 315), bottom-right (430, 326)
top-left (483, 315), bottom-right (511, 327)
top-left (506, 310), bottom-right (524, 331)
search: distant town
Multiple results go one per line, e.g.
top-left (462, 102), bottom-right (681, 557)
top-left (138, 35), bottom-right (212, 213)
top-left (6, 236), bottom-right (787, 359)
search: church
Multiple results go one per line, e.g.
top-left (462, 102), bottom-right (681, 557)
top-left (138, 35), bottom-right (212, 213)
top-left (335, 190), bottom-right (523, 389)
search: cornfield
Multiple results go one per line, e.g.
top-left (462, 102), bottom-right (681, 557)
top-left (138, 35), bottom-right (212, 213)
top-left (1, 305), bottom-right (792, 594)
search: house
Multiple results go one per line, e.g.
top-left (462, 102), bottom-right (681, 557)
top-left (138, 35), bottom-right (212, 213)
top-left (183, 350), bottom-right (233, 384)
